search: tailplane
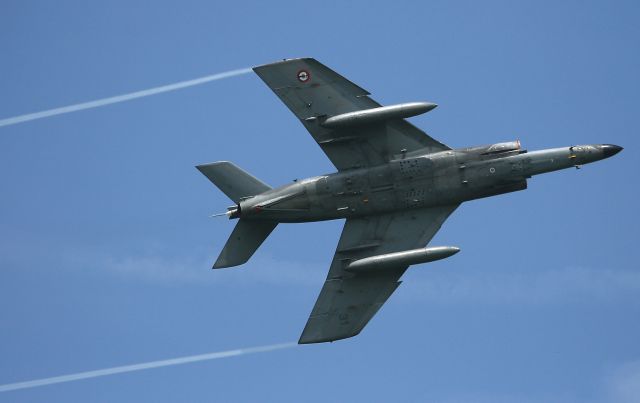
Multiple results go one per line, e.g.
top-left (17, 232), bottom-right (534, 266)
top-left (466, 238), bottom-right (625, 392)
top-left (213, 219), bottom-right (277, 268)
top-left (196, 161), bottom-right (271, 203)
top-left (197, 161), bottom-right (276, 268)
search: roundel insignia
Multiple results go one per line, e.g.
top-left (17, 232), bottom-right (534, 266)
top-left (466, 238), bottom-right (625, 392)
top-left (297, 70), bottom-right (310, 83)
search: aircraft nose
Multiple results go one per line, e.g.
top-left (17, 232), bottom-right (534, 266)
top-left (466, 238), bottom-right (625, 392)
top-left (600, 144), bottom-right (623, 158)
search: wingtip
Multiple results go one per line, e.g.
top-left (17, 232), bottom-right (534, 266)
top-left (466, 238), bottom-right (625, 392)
top-left (212, 256), bottom-right (230, 269)
top-left (298, 327), bottom-right (360, 344)
top-left (212, 259), bottom-right (234, 269)
top-left (298, 335), bottom-right (325, 345)
top-left (253, 57), bottom-right (314, 71)
top-left (213, 255), bottom-right (249, 269)
top-left (196, 161), bottom-right (230, 170)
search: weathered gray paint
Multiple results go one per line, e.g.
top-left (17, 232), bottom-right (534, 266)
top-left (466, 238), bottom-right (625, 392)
top-left (199, 58), bottom-right (623, 344)
top-left (236, 143), bottom-right (619, 223)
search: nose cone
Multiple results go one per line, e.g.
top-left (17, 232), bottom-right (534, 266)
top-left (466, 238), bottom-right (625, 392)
top-left (600, 144), bottom-right (623, 159)
top-left (424, 102), bottom-right (438, 112)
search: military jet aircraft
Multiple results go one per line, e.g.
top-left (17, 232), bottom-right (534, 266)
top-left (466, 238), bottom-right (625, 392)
top-left (197, 58), bottom-right (622, 344)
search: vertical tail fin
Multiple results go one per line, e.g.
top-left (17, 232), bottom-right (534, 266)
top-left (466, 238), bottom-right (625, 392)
top-left (213, 219), bottom-right (277, 268)
top-left (196, 161), bottom-right (271, 202)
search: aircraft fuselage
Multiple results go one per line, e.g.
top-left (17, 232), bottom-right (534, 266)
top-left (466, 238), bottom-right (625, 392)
top-left (237, 142), bottom-right (621, 223)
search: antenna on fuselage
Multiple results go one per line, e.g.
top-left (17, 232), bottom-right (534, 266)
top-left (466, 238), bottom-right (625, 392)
top-left (208, 206), bottom-right (239, 219)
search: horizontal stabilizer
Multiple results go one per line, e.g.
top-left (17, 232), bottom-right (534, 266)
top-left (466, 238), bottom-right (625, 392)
top-left (197, 161), bottom-right (271, 203)
top-left (214, 219), bottom-right (277, 268)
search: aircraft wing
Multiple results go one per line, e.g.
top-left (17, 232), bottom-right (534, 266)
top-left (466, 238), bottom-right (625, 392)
top-left (253, 58), bottom-right (450, 171)
top-left (299, 204), bottom-right (459, 344)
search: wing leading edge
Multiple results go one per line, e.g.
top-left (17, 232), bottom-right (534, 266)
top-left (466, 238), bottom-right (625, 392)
top-left (299, 205), bottom-right (459, 344)
top-left (253, 58), bottom-right (450, 171)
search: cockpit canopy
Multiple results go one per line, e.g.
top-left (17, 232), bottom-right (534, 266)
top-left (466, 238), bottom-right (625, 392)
top-left (458, 140), bottom-right (524, 160)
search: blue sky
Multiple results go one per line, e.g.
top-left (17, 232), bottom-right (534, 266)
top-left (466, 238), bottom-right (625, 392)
top-left (0, 0), bottom-right (638, 401)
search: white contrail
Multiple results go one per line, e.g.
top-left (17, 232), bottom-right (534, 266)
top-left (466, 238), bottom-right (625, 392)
top-left (0, 341), bottom-right (296, 393)
top-left (0, 67), bottom-right (253, 128)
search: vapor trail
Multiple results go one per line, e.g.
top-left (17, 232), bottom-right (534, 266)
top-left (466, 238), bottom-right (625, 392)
top-left (0, 341), bottom-right (296, 393)
top-left (0, 67), bottom-right (253, 128)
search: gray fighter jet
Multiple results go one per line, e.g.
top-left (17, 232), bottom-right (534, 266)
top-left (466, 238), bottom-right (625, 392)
top-left (197, 58), bottom-right (622, 344)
